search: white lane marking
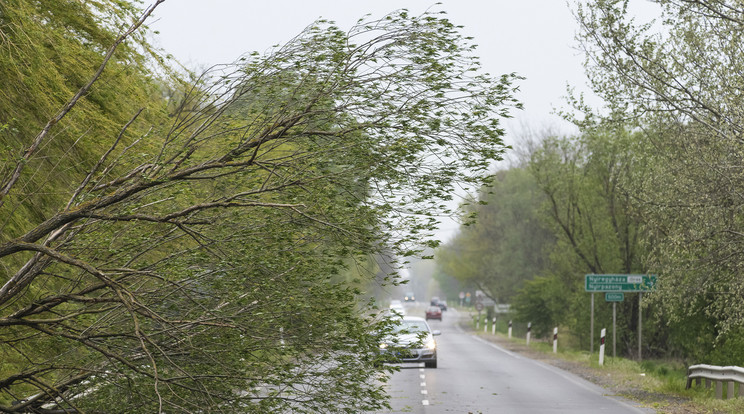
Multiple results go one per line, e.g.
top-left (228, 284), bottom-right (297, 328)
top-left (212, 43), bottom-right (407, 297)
top-left (420, 370), bottom-right (429, 404)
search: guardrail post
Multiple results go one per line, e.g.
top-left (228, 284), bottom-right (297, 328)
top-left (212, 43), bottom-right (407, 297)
top-left (526, 322), bottom-right (531, 345)
top-left (728, 381), bottom-right (735, 399)
top-left (716, 381), bottom-right (723, 399)
top-left (508, 320), bottom-right (512, 339)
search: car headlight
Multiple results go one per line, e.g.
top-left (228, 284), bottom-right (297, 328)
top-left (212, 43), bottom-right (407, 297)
top-left (425, 339), bottom-right (436, 350)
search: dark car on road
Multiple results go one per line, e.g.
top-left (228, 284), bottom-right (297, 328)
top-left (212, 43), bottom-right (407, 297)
top-left (379, 316), bottom-right (441, 368)
top-left (425, 305), bottom-right (442, 321)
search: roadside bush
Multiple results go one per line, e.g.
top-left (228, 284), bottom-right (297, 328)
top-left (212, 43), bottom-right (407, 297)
top-left (707, 325), bottom-right (744, 366)
top-left (512, 275), bottom-right (569, 338)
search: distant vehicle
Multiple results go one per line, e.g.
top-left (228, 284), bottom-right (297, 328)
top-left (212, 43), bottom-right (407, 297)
top-left (436, 300), bottom-right (448, 311)
top-left (430, 296), bottom-right (440, 306)
top-left (404, 292), bottom-right (416, 302)
top-left (425, 306), bottom-right (442, 321)
top-left (378, 316), bottom-right (440, 368)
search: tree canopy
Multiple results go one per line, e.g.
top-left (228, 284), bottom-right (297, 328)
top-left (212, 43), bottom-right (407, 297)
top-left (444, 0), bottom-right (744, 362)
top-left (436, 167), bottom-right (554, 304)
top-left (0, 2), bottom-right (520, 412)
top-left (575, 0), bottom-right (744, 354)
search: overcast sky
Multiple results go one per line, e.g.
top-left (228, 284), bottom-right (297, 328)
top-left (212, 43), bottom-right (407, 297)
top-left (149, 0), bottom-right (660, 241)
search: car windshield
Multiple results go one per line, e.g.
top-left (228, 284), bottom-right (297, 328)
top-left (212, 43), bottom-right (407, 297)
top-left (394, 320), bottom-right (428, 333)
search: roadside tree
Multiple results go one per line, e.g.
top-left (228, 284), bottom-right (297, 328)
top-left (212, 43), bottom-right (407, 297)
top-left (437, 167), bottom-right (553, 304)
top-left (0, 2), bottom-right (520, 412)
top-left (515, 127), bottom-right (650, 355)
top-left (576, 0), bottom-right (744, 359)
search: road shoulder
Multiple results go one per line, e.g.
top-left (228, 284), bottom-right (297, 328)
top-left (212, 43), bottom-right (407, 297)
top-left (459, 320), bottom-right (704, 414)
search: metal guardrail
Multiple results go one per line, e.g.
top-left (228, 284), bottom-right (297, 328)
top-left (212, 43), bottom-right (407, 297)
top-left (686, 364), bottom-right (744, 399)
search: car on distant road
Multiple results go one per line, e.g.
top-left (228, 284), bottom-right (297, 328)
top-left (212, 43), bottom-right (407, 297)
top-left (379, 316), bottom-right (440, 368)
top-left (404, 292), bottom-right (416, 302)
top-left (430, 296), bottom-right (440, 306)
top-left (425, 306), bottom-right (442, 321)
top-left (436, 299), bottom-right (448, 311)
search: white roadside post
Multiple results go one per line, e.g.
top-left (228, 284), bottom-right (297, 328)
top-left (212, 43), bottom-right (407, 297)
top-left (484, 316), bottom-right (488, 332)
top-left (508, 320), bottom-right (512, 339)
top-left (599, 328), bottom-right (606, 366)
top-left (526, 322), bottom-right (532, 345)
top-left (492, 317), bottom-right (497, 335)
top-left (553, 327), bottom-right (558, 353)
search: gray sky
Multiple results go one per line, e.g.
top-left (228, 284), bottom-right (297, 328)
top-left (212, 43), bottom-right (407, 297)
top-left (149, 0), bottom-right (659, 241)
top-left (151, 1), bottom-right (599, 137)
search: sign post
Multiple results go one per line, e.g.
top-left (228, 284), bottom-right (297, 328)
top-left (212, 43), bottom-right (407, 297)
top-left (639, 292), bottom-right (643, 360)
top-left (613, 302), bottom-right (617, 358)
top-left (605, 292), bottom-right (624, 359)
top-left (585, 274), bottom-right (656, 361)
top-left (590, 293), bottom-right (594, 354)
top-left (475, 301), bottom-right (483, 330)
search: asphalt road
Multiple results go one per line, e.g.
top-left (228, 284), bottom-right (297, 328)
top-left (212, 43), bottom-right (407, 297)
top-left (375, 306), bottom-right (655, 414)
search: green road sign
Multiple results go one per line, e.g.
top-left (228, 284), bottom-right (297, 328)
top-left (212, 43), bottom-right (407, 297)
top-left (605, 292), bottom-right (624, 302)
top-left (585, 274), bottom-right (657, 292)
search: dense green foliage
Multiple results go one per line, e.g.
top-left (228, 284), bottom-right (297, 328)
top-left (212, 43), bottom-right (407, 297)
top-left (440, 0), bottom-right (744, 365)
top-left (440, 129), bottom-right (652, 355)
top-left (436, 168), bottom-right (554, 304)
top-left (574, 0), bottom-right (744, 362)
top-left (525, 128), bottom-right (653, 356)
top-left (0, 2), bottom-right (519, 412)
